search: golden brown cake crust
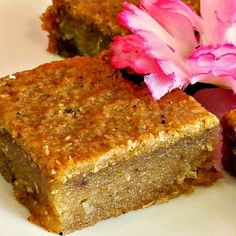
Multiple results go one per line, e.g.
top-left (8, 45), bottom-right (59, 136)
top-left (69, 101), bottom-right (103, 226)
top-left (0, 56), bottom-right (218, 183)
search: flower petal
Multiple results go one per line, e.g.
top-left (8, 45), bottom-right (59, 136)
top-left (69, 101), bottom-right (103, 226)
top-left (188, 44), bottom-right (236, 91)
top-left (119, 2), bottom-right (177, 53)
top-left (141, 0), bottom-right (202, 30)
top-left (144, 72), bottom-right (174, 100)
top-left (138, 30), bottom-right (191, 84)
top-left (111, 35), bottom-right (159, 74)
top-left (113, 1), bottom-right (195, 99)
top-left (120, 1), bottom-right (201, 57)
top-left (191, 74), bottom-right (236, 92)
top-left (140, 0), bottom-right (202, 56)
top-left (112, 0), bottom-right (236, 101)
top-left (111, 34), bottom-right (180, 100)
top-left (194, 88), bottom-right (236, 119)
top-left (115, 2), bottom-right (193, 83)
top-left (200, 0), bottom-right (236, 44)
top-left (111, 33), bottom-right (189, 100)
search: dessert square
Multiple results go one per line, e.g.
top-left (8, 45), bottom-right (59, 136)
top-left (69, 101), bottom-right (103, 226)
top-left (0, 55), bottom-right (219, 233)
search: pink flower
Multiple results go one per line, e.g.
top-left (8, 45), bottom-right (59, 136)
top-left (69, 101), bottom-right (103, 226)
top-left (111, 0), bottom-right (236, 100)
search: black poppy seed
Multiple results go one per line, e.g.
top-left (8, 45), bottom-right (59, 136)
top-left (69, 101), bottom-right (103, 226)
top-left (161, 119), bottom-right (166, 124)
top-left (63, 108), bottom-right (73, 113)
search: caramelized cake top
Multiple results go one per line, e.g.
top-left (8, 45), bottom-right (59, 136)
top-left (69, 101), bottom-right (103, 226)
top-left (0, 56), bottom-right (218, 182)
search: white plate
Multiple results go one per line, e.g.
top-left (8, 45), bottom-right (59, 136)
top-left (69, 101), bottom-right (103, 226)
top-left (0, 1), bottom-right (236, 236)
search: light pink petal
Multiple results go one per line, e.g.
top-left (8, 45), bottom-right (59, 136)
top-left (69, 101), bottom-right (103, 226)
top-left (114, 1), bottom-right (195, 98)
top-left (188, 44), bottom-right (236, 91)
top-left (144, 64), bottom-right (189, 100)
top-left (191, 74), bottom-right (236, 92)
top-left (200, 0), bottom-right (236, 44)
top-left (118, 2), bottom-right (195, 81)
top-left (194, 88), bottom-right (236, 119)
top-left (189, 44), bottom-right (236, 58)
top-left (111, 34), bottom-right (189, 100)
top-left (111, 34), bottom-right (178, 100)
top-left (119, 2), bottom-right (177, 53)
top-left (138, 31), bottom-right (191, 81)
top-left (152, 12), bottom-right (197, 57)
top-left (204, 0), bottom-right (236, 23)
top-left (111, 35), bottom-right (159, 74)
top-left (141, 0), bottom-right (203, 30)
top-left (144, 72), bottom-right (174, 100)
top-left (120, 1), bottom-right (200, 58)
top-left (140, 0), bottom-right (202, 56)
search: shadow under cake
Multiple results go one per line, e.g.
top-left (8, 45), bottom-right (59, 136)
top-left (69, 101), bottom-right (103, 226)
top-left (0, 55), bottom-right (220, 234)
top-left (41, 0), bottom-right (200, 57)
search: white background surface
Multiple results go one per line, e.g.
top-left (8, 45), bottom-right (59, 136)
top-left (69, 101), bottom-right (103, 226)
top-left (0, 1), bottom-right (236, 235)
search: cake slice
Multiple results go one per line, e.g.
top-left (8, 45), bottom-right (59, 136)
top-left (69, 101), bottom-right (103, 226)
top-left (221, 109), bottom-right (236, 176)
top-left (41, 0), bottom-right (200, 57)
top-left (0, 55), bottom-right (220, 234)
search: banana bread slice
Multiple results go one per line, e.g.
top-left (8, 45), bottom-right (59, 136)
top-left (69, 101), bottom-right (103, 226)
top-left (221, 109), bottom-right (236, 176)
top-left (0, 55), bottom-right (220, 234)
top-left (41, 0), bottom-right (200, 57)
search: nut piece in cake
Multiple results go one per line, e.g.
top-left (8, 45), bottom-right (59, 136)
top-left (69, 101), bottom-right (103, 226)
top-left (41, 0), bottom-right (200, 57)
top-left (0, 56), bottom-right (220, 234)
top-left (221, 109), bottom-right (236, 176)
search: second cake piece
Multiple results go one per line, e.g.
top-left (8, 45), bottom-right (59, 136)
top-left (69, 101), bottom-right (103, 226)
top-left (221, 110), bottom-right (236, 176)
top-left (42, 0), bottom-right (200, 57)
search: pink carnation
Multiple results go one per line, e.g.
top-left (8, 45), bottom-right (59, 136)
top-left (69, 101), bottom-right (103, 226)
top-left (111, 0), bottom-right (236, 100)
